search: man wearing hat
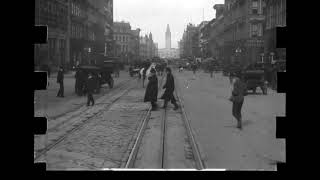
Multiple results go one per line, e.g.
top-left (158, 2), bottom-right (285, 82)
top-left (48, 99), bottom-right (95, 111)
top-left (144, 68), bottom-right (158, 111)
top-left (161, 67), bottom-right (179, 110)
top-left (229, 72), bottom-right (246, 129)
top-left (56, 66), bottom-right (64, 97)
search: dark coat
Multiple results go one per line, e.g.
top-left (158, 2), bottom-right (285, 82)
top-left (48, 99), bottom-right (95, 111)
top-left (57, 70), bottom-right (64, 84)
top-left (231, 78), bottom-right (246, 102)
top-left (144, 74), bottom-right (158, 102)
top-left (86, 76), bottom-right (96, 94)
top-left (161, 73), bottom-right (175, 100)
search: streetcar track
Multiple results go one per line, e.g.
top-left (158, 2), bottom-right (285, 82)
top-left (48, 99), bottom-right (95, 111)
top-left (43, 80), bottom-right (135, 134)
top-left (34, 83), bottom-right (136, 162)
top-left (123, 69), bottom-right (205, 169)
top-left (36, 79), bottom-right (133, 122)
top-left (123, 74), bottom-right (166, 168)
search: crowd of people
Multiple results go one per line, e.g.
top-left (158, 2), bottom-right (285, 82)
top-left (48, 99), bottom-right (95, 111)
top-left (47, 60), bottom-right (282, 130)
top-left (143, 66), bottom-right (179, 111)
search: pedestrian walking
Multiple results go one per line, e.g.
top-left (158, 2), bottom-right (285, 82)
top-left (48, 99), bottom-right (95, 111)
top-left (161, 67), bottom-right (179, 110)
top-left (86, 73), bottom-right (95, 106)
top-left (229, 72), bottom-right (246, 129)
top-left (115, 64), bottom-right (120, 78)
top-left (229, 71), bottom-right (234, 84)
top-left (192, 63), bottom-right (197, 74)
top-left (142, 67), bottom-right (147, 88)
top-left (209, 64), bottom-right (214, 78)
top-left (75, 69), bottom-right (86, 96)
top-left (56, 66), bottom-right (64, 97)
top-left (144, 68), bottom-right (158, 111)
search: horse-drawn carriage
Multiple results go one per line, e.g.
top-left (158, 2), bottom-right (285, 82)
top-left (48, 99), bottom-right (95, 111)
top-left (75, 56), bottom-right (118, 94)
top-left (241, 62), bottom-right (268, 95)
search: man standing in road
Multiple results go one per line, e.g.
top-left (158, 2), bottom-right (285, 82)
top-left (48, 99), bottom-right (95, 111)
top-left (192, 63), bottom-right (197, 74)
top-left (86, 73), bottom-right (95, 106)
top-left (161, 67), bottom-right (179, 110)
top-left (56, 66), bottom-right (64, 97)
top-left (229, 72), bottom-right (246, 129)
top-left (140, 67), bottom-right (145, 87)
top-left (209, 63), bottom-right (214, 78)
top-left (144, 68), bottom-right (158, 111)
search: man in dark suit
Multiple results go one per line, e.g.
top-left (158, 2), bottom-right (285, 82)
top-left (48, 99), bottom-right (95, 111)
top-left (161, 67), bottom-right (179, 110)
top-left (56, 66), bottom-right (64, 97)
top-left (144, 68), bottom-right (158, 111)
top-left (86, 73), bottom-right (95, 106)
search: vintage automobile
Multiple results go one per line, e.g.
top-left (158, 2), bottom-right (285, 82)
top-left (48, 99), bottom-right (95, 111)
top-left (242, 63), bottom-right (268, 95)
top-left (76, 65), bottom-right (103, 94)
top-left (100, 60), bottom-right (116, 88)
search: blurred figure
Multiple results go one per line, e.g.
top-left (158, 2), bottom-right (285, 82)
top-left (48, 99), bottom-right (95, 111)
top-left (192, 63), bottom-right (197, 74)
top-left (144, 68), bottom-right (158, 111)
top-left (208, 64), bottom-right (214, 78)
top-left (115, 64), bottom-right (120, 78)
top-left (229, 73), bottom-right (246, 129)
top-left (229, 72), bottom-right (234, 85)
top-left (86, 73), bottom-right (95, 106)
top-left (140, 67), bottom-right (145, 87)
top-left (56, 66), bottom-right (64, 97)
top-left (161, 67), bottom-right (179, 110)
top-left (129, 66), bottom-right (133, 77)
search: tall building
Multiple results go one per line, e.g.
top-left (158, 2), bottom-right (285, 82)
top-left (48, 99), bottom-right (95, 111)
top-left (34, 0), bottom-right (68, 70)
top-left (139, 32), bottom-right (158, 60)
top-left (113, 21), bottom-right (140, 64)
top-left (199, 0), bottom-right (267, 65)
top-left (264, 0), bottom-right (286, 62)
top-left (159, 24), bottom-right (178, 59)
top-left (34, 0), bottom-right (114, 70)
top-left (165, 24), bottom-right (171, 49)
top-left (179, 23), bottom-right (199, 59)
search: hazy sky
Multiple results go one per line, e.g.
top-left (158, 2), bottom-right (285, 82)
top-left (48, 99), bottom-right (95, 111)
top-left (114, 0), bottom-right (224, 49)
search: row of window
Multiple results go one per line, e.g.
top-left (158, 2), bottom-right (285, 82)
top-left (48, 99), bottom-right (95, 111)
top-left (71, 24), bottom-right (95, 41)
top-left (39, 0), bottom-right (67, 17)
top-left (114, 35), bottom-right (130, 42)
top-left (71, 2), bottom-right (84, 17)
top-left (121, 45), bottom-right (129, 52)
top-left (249, 23), bottom-right (263, 37)
top-left (251, 0), bottom-right (263, 15)
top-left (47, 38), bottom-right (66, 59)
top-left (266, 0), bottom-right (286, 29)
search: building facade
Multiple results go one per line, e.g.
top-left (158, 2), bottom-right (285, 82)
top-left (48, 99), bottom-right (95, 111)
top-left (34, 0), bottom-right (114, 70)
top-left (222, 0), bottom-right (266, 65)
top-left (179, 23), bottom-right (200, 59)
top-left (113, 21), bottom-right (141, 64)
top-left (35, 0), bottom-right (68, 70)
top-left (139, 33), bottom-right (157, 61)
top-left (200, 0), bottom-right (269, 66)
top-left (264, 0), bottom-right (286, 63)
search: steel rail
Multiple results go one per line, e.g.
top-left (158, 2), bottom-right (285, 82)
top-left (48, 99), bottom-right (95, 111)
top-left (124, 73), bottom-right (166, 168)
top-left (174, 74), bottom-right (205, 170)
top-left (34, 86), bottom-right (134, 162)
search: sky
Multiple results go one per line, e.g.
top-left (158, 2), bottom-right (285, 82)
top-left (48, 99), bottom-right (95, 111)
top-left (114, 0), bottom-right (225, 49)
